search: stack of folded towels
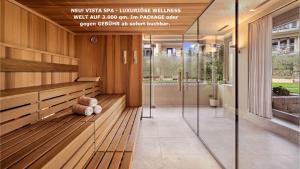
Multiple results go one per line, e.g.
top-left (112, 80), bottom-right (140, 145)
top-left (72, 96), bottom-right (102, 116)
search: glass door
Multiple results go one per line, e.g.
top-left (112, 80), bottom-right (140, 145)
top-left (183, 27), bottom-right (199, 134)
top-left (182, 0), bottom-right (237, 168)
top-left (142, 34), bottom-right (153, 118)
top-left (142, 35), bottom-right (183, 117)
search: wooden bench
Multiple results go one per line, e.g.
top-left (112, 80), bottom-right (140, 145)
top-left (0, 81), bottom-right (141, 169)
top-left (0, 94), bottom-right (126, 169)
top-left (85, 107), bottom-right (142, 169)
top-left (0, 82), bottom-right (102, 136)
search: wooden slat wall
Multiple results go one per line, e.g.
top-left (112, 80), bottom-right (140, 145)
top-left (75, 35), bottom-right (142, 107)
top-left (0, 82), bottom-right (102, 136)
top-left (0, 0), bottom-right (77, 90)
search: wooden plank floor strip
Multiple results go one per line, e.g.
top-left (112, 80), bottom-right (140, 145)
top-left (62, 135), bottom-right (94, 169)
top-left (0, 115), bottom-right (74, 152)
top-left (85, 152), bottom-right (105, 169)
top-left (108, 152), bottom-right (123, 169)
top-left (92, 101), bottom-right (122, 132)
top-left (0, 121), bottom-right (55, 153)
top-left (73, 142), bottom-right (95, 169)
top-left (0, 94), bottom-right (131, 169)
top-left (8, 122), bottom-right (86, 169)
top-left (107, 109), bottom-right (134, 152)
top-left (0, 120), bottom-right (48, 146)
top-left (116, 108), bottom-right (138, 152)
top-left (119, 152), bottom-right (132, 169)
top-left (91, 95), bottom-right (126, 124)
top-left (27, 122), bottom-right (94, 169)
top-left (125, 108), bottom-right (142, 152)
top-left (98, 109), bottom-right (129, 152)
top-left (0, 120), bottom-right (70, 161)
top-left (94, 103), bottom-right (125, 149)
top-left (0, 117), bottom-right (83, 169)
top-left (97, 152), bottom-right (114, 169)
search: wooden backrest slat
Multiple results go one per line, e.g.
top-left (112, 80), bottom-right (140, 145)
top-left (39, 101), bottom-right (71, 119)
top-left (39, 88), bottom-right (68, 101)
top-left (0, 103), bottom-right (38, 123)
top-left (0, 113), bottom-right (38, 136)
top-left (40, 94), bottom-right (70, 109)
top-left (0, 92), bottom-right (38, 111)
top-left (84, 88), bottom-right (94, 95)
top-left (69, 91), bottom-right (85, 100)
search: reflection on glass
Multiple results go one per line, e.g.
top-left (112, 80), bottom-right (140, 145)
top-left (198, 35), bottom-right (235, 169)
top-left (183, 27), bottom-right (199, 133)
top-left (151, 35), bottom-right (182, 109)
top-left (182, 0), bottom-right (236, 168)
top-left (142, 34), bottom-right (152, 117)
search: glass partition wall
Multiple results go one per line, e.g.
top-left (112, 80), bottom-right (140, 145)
top-left (183, 26), bottom-right (199, 133)
top-left (142, 34), bottom-right (152, 118)
top-left (142, 35), bottom-right (184, 117)
top-left (183, 3), bottom-right (237, 167)
top-left (142, 1), bottom-right (299, 168)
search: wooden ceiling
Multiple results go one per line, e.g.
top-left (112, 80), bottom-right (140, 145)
top-left (15, 0), bottom-right (213, 34)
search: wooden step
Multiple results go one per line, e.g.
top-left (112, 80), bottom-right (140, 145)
top-left (0, 94), bottom-right (127, 169)
top-left (84, 107), bottom-right (142, 169)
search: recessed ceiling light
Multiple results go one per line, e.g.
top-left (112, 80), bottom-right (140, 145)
top-left (218, 25), bottom-right (229, 32)
top-left (250, 0), bottom-right (271, 12)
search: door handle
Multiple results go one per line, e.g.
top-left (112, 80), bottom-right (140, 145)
top-left (178, 71), bottom-right (182, 91)
top-left (185, 72), bottom-right (189, 80)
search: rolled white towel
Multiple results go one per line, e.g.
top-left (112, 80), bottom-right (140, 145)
top-left (78, 96), bottom-right (98, 107)
top-left (72, 104), bottom-right (93, 116)
top-left (93, 105), bottom-right (102, 114)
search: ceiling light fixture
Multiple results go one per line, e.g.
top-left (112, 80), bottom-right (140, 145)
top-left (218, 25), bottom-right (229, 32)
top-left (250, 0), bottom-right (271, 12)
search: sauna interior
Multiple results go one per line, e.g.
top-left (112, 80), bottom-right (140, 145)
top-left (0, 0), bottom-right (145, 168)
top-left (0, 0), bottom-right (300, 169)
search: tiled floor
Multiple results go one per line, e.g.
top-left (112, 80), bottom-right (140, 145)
top-left (184, 107), bottom-right (300, 169)
top-left (133, 107), bottom-right (300, 169)
top-left (132, 107), bottom-right (221, 169)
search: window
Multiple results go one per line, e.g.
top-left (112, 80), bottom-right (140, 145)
top-left (143, 44), bottom-right (152, 57)
top-left (166, 48), bottom-right (176, 57)
top-left (224, 37), bottom-right (234, 84)
top-left (272, 18), bottom-right (300, 124)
